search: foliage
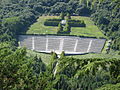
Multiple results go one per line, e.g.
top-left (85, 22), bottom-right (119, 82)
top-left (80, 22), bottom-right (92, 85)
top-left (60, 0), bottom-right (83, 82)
top-left (68, 19), bottom-right (86, 27)
top-left (60, 51), bottom-right (65, 58)
top-left (44, 19), bottom-right (61, 26)
top-left (44, 21), bottom-right (60, 26)
top-left (90, 0), bottom-right (120, 50)
top-left (57, 23), bottom-right (63, 34)
top-left (0, 46), bottom-right (120, 89)
top-left (60, 12), bottom-right (65, 20)
top-left (0, 0), bottom-right (120, 89)
top-left (0, 43), bottom-right (46, 89)
top-left (64, 21), bottom-right (71, 33)
top-left (66, 13), bottom-right (71, 19)
top-left (96, 83), bottom-right (120, 90)
top-left (43, 56), bottom-right (120, 90)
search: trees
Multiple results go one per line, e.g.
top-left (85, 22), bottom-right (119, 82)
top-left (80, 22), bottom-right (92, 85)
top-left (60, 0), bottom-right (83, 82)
top-left (76, 4), bottom-right (91, 16)
top-left (0, 0), bottom-right (120, 89)
top-left (57, 23), bottom-right (63, 34)
top-left (52, 57), bottom-right (120, 90)
top-left (60, 51), bottom-right (65, 58)
top-left (60, 12), bottom-right (65, 20)
top-left (0, 44), bottom-right (48, 89)
top-left (66, 13), bottom-right (71, 19)
top-left (44, 19), bottom-right (61, 26)
top-left (33, 55), bottom-right (46, 75)
top-left (90, 0), bottom-right (120, 50)
top-left (0, 47), bottom-right (34, 89)
top-left (64, 21), bottom-right (71, 33)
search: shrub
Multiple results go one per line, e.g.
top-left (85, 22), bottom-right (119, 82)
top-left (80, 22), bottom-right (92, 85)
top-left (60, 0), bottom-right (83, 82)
top-left (57, 23), bottom-right (63, 34)
top-left (64, 22), bottom-right (71, 33)
top-left (44, 19), bottom-right (86, 27)
top-left (68, 19), bottom-right (86, 27)
top-left (46, 19), bottom-right (62, 21)
top-left (66, 13), bottom-right (71, 19)
top-left (44, 19), bottom-right (62, 26)
top-left (60, 12), bottom-right (65, 20)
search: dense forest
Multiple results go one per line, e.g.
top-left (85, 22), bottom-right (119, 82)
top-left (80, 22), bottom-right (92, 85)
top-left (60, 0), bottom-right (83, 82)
top-left (1, 46), bottom-right (120, 89)
top-left (0, 0), bottom-right (120, 89)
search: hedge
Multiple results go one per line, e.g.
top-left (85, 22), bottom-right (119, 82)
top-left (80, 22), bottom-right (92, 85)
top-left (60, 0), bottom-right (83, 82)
top-left (44, 21), bottom-right (60, 26)
top-left (44, 19), bottom-right (86, 27)
top-left (46, 18), bottom-right (62, 21)
top-left (68, 20), bottom-right (86, 27)
top-left (44, 19), bottom-right (62, 26)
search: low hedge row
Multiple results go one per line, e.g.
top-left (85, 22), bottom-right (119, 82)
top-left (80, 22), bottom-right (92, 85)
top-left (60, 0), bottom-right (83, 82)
top-left (46, 18), bottom-right (62, 21)
top-left (67, 19), bottom-right (82, 22)
top-left (68, 19), bottom-right (86, 27)
top-left (44, 21), bottom-right (60, 26)
top-left (44, 19), bottom-right (86, 27)
top-left (44, 19), bottom-right (61, 26)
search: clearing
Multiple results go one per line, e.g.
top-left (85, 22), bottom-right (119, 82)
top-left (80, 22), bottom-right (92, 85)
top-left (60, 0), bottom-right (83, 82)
top-left (26, 16), bottom-right (106, 38)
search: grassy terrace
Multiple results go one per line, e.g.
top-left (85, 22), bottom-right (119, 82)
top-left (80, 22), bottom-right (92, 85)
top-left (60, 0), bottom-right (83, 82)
top-left (26, 49), bottom-right (120, 65)
top-left (26, 16), bottom-right (106, 38)
top-left (67, 53), bottom-right (120, 59)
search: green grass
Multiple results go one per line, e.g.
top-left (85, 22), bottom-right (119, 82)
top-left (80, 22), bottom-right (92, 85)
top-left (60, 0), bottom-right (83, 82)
top-left (26, 16), bottom-right (106, 38)
top-left (26, 50), bottom-right (51, 65)
top-left (67, 53), bottom-right (120, 59)
top-left (27, 16), bottom-right (58, 34)
top-left (70, 16), bottom-right (106, 38)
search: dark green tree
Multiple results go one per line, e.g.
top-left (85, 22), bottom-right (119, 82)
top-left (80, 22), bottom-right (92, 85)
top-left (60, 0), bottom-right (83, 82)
top-left (66, 13), bottom-right (71, 19)
top-left (60, 51), bottom-right (65, 58)
top-left (57, 23), bottom-right (63, 34)
top-left (0, 46), bottom-right (40, 89)
top-left (33, 55), bottom-right (46, 75)
top-left (64, 21), bottom-right (71, 33)
top-left (60, 12), bottom-right (65, 20)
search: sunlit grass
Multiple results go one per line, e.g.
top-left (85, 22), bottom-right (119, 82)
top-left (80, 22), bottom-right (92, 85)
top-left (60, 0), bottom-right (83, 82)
top-left (27, 16), bottom-right (58, 35)
top-left (26, 16), bottom-right (106, 38)
top-left (70, 16), bottom-right (106, 38)
top-left (67, 53), bottom-right (120, 59)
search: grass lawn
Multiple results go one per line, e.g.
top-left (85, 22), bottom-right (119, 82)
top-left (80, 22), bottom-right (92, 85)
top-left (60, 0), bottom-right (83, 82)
top-left (67, 53), bottom-right (120, 59)
top-left (26, 16), bottom-right (58, 34)
top-left (26, 16), bottom-right (106, 38)
top-left (70, 16), bottom-right (106, 38)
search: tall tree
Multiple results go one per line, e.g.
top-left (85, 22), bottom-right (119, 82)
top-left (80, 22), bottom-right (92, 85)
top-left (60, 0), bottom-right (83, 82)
top-left (57, 23), bottom-right (63, 34)
top-left (0, 45), bottom-right (45, 89)
top-left (66, 13), bottom-right (71, 19)
top-left (60, 12), bottom-right (65, 20)
top-left (64, 21), bottom-right (71, 33)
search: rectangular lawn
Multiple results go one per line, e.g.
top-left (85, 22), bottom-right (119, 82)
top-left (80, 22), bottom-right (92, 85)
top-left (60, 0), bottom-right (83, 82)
top-left (70, 16), bottom-right (106, 38)
top-left (27, 16), bottom-right (58, 34)
top-left (26, 16), bottom-right (106, 38)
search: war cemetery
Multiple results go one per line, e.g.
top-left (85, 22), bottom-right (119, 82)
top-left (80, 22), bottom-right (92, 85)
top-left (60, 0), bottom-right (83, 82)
top-left (1, 1), bottom-right (120, 89)
top-left (19, 13), bottom-right (106, 55)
